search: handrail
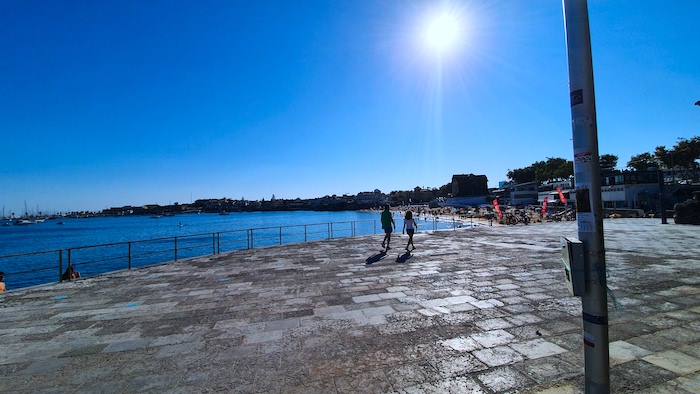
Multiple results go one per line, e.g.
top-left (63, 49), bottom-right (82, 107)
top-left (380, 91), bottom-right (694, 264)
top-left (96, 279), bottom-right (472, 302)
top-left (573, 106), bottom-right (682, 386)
top-left (0, 216), bottom-right (466, 290)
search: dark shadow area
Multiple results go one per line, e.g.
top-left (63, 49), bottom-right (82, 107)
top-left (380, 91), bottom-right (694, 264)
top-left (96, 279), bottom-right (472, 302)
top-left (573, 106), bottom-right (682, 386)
top-left (396, 252), bottom-right (412, 264)
top-left (365, 251), bottom-right (387, 265)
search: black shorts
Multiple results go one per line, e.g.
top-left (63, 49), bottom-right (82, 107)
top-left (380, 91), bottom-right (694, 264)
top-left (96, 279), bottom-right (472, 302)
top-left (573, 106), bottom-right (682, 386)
top-left (406, 229), bottom-right (415, 236)
top-left (383, 227), bottom-right (393, 234)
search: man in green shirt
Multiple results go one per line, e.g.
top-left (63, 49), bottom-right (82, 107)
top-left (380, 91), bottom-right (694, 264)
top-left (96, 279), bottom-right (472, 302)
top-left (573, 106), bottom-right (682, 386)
top-left (380, 205), bottom-right (395, 250)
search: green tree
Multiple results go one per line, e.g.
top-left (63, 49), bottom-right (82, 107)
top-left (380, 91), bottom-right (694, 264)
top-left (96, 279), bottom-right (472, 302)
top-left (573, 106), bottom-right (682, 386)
top-left (543, 157), bottom-right (573, 181)
top-left (532, 160), bottom-right (548, 182)
top-left (626, 152), bottom-right (659, 171)
top-left (507, 157), bottom-right (572, 184)
top-left (507, 167), bottom-right (536, 184)
top-left (437, 182), bottom-right (452, 197)
top-left (654, 146), bottom-right (673, 168)
top-left (599, 154), bottom-right (618, 170)
top-left (671, 136), bottom-right (700, 181)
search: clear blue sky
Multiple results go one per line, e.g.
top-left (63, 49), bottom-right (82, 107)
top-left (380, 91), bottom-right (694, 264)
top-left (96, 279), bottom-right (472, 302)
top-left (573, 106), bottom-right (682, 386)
top-left (1, 0), bottom-right (698, 214)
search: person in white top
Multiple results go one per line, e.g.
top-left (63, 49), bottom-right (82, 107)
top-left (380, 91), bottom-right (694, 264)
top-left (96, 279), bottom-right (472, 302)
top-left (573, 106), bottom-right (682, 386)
top-left (402, 210), bottom-right (418, 252)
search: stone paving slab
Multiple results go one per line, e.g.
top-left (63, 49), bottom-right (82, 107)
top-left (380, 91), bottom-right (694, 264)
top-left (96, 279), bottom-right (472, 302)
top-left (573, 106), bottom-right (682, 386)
top-left (0, 218), bottom-right (699, 393)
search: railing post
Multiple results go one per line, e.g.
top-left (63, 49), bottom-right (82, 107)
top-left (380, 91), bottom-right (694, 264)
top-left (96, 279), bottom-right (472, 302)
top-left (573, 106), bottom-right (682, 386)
top-left (304, 225), bottom-right (307, 242)
top-left (250, 229), bottom-right (254, 249)
top-left (374, 220), bottom-right (376, 235)
top-left (58, 250), bottom-right (63, 282)
top-left (174, 237), bottom-right (178, 261)
top-left (279, 227), bottom-right (283, 245)
top-left (352, 221), bottom-right (355, 237)
top-left (66, 249), bottom-right (72, 281)
top-left (213, 233), bottom-right (216, 254)
top-left (128, 242), bottom-right (132, 270)
top-left (330, 223), bottom-right (334, 239)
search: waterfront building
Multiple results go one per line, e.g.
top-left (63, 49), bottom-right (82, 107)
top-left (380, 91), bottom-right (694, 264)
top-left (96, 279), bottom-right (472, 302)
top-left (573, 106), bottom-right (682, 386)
top-left (451, 174), bottom-right (488, 197)
top-left (356, 190), bottom-right (386, 207)
top-left (441, 174), bottom-right (489, 207)
top-left (509, 181), bottom-right (539, 206)
top-left (537, 180), bottom-right (574, 207)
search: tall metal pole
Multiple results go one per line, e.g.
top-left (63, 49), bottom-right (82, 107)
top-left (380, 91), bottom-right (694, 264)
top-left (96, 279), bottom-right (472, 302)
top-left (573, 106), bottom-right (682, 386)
top-left (562, 1), bottom-right (610, 393)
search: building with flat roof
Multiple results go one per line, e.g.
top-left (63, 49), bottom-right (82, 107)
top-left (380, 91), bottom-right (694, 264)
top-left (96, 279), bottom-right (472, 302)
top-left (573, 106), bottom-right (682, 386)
top-left (451, 174), bottom-right (488, 197)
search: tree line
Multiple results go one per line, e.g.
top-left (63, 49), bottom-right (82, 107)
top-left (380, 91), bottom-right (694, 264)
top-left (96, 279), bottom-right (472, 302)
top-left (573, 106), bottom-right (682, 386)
top-left (627, 136), bottom-right (700, 179)
top-left (506, 136), bottom-right (699, 184)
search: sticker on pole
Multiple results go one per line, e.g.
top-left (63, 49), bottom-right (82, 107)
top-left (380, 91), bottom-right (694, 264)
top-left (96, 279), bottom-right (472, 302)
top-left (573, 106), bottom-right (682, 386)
top-left (574, 151), bottom-right (593, 164)
top-left (576, 187), bottom-right (594, 233)
top-left (576, 188), bottom-right (591, 213)
top-left (570, 89), bottom-right (583, 106)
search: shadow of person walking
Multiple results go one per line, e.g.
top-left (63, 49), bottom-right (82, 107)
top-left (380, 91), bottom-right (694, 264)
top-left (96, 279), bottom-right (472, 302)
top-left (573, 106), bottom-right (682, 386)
top-left (365, 251), bottom-right (387, 265)
top-left (396, 252), bottom-right (412, 264)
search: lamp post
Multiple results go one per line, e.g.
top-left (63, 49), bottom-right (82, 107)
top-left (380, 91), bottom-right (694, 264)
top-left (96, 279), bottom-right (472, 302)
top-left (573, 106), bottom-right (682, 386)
top-left (562, 1), bottom-right (610, 393)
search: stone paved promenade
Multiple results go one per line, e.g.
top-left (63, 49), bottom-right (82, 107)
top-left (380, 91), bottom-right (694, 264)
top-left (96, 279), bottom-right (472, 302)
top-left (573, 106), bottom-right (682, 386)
top-left (1, 218), bottom-right (699, 393)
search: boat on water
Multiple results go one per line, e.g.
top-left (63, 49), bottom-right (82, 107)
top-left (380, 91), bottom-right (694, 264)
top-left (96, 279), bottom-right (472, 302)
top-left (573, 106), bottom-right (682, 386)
top-left (150, 215), bottom-right (162, 219)
top-left (56, 221), bottom-right (65, 225)
top-left (219, 212), bottom-right (230, 216)
top-left (14, 219), bottom-right (33, 225)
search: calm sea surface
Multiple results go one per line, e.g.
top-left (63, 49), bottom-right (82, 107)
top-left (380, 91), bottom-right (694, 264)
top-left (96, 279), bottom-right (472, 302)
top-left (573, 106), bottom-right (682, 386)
top-left (0, 210), bottom-right (449, 290)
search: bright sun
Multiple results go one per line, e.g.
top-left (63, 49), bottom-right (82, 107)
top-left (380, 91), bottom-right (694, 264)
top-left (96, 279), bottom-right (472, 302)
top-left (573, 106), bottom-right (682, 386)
top-left (424, 13), bottom-right (460, 52)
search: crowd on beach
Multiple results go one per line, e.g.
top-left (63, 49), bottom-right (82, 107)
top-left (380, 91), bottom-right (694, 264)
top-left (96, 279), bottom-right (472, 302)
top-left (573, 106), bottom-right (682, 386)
top-left (369, 203), bottom-right (575, 236)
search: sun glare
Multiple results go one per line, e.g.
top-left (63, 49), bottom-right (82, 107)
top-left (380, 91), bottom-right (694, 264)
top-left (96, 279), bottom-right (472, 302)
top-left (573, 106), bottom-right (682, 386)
top-left (424, 13), bottom-right (461, 53)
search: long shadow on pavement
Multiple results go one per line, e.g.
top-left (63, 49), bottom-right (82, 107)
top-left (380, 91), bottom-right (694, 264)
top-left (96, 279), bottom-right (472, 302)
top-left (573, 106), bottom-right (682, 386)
top-left (365, 251), bottom-right (387, 265)
top-left (396, 252), bottom-right (412, 264)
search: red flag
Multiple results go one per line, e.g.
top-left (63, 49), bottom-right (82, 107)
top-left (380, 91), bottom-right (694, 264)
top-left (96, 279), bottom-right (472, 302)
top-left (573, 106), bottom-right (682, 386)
top-left (542, 197), bottom-right (548, 216)
top-left (556, 188), bottom-right (567, 204)
top-left (493, 199), bottom-right (503, 219)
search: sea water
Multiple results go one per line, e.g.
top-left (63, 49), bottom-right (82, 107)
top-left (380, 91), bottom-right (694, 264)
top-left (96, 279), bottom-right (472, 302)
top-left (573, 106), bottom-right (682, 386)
top-left (0, 211), bottom-right (382, 255)
top-left (0, 210), bottom-right (448, 289)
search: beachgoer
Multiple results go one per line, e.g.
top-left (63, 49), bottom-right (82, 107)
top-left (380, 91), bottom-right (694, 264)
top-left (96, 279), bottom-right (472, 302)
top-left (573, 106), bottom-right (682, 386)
top-left (0, 271), bottom-right (5, 292)
top-left (380, 205), bottom-right (395, 250)
top-left (61, 265), bottom-right (81, 281)
top-left (402, 211), bottom-right (418, 251)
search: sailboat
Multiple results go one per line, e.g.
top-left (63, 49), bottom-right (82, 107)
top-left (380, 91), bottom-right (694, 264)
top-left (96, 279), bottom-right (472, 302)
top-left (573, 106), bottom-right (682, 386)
top-left (15, 201), bottom-right (35, 224)
top-left (1, 205), bottom-right (9, 226)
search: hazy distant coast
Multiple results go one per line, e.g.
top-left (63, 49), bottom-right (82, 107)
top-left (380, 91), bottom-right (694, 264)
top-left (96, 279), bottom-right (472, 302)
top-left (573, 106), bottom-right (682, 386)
top-left (100, 189), bottom-right (446, 217)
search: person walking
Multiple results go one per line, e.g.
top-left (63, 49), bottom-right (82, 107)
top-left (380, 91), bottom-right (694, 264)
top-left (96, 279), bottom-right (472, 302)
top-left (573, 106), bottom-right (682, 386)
top-left (402, 210), bottom-right (418, 251)
top-left (380, 205), bottom-right (395, 250)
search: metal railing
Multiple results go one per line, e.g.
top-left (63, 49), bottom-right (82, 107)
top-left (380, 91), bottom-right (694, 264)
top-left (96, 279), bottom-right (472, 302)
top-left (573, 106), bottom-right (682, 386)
top-left (0, 217), bottom-right (465, 290)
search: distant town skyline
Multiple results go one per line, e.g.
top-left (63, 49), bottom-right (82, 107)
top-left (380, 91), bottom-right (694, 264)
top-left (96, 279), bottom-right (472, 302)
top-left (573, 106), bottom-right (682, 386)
top-left (2, 1), bottom-right (698, 213)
